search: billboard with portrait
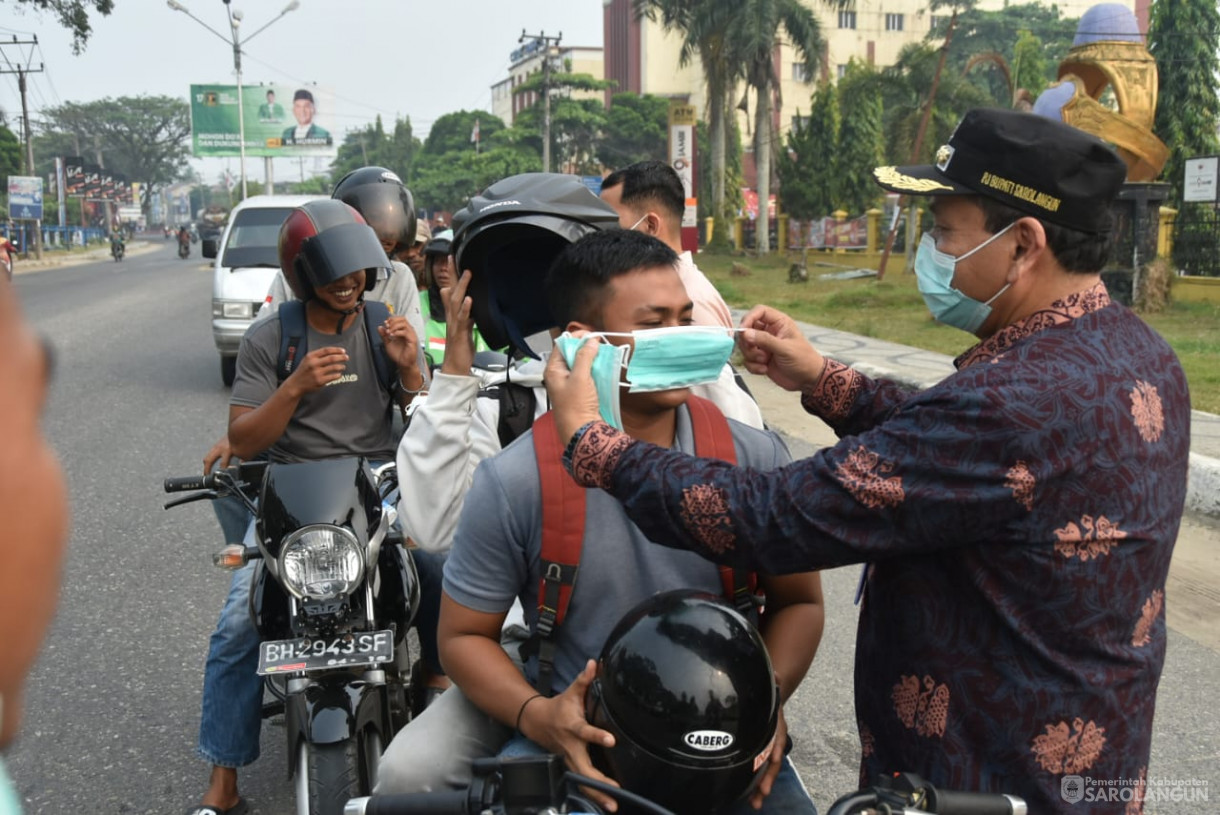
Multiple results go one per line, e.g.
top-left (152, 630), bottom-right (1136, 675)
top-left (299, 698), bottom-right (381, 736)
top-left (7, 176), bottom-right (43, 220)
top-left (190, 83), bottom-right (337, 158)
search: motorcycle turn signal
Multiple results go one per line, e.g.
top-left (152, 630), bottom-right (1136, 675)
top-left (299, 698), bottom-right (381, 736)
top-left (213, 544), bottom-right (262, 570)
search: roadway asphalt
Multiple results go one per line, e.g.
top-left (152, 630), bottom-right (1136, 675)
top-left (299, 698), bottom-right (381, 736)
top-left (4, 243), bottom-right (1217, 814)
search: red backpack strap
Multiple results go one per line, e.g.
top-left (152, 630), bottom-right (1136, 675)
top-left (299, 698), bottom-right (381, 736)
top-left (531, 411), bottom-right (586, 696)
top-left (686, 396), bottom-right (760, 615)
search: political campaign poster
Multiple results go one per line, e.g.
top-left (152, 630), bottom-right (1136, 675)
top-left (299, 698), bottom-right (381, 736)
top-left (64, 156), bottom-right (86, 196)
top-left (8, 176), bottom-right (43, 220)
top-left (190, 83), bottom-right (337, 158)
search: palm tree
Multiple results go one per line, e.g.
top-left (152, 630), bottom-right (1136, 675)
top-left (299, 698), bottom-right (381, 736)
top-left (635, 0), bottom-right (740, 248)
top-left (728, 0), bottom-right (828, 252)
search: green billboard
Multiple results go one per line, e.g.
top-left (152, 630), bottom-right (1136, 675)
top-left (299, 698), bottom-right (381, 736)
top-left (190, 83), bottom-right (337, 158)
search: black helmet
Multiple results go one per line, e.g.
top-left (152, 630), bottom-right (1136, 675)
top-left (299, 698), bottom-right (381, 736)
top-left (331, 166), bottom-right (417, 256)
top-left (278, 200), bottom-right (388, 301)
top-left (423, 228), bottom-right (453, 258)
top-left (451, 173), bottom-right (620, 357)
top-left (585, 591), bottom-right (780, 815)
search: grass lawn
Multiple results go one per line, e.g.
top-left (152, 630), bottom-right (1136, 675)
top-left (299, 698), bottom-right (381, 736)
top-left (697, 252), bottom-right (1220, 414)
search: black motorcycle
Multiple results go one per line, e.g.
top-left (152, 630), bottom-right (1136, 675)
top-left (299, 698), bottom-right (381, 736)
top-left (178, 239), bottom-right (190, 259)
top-left (344, 759), bottom-right (1028, 815)
top-left (165, 459), bottom-right (419, 815)
top-left (111, 238), bottom-right (125, 261)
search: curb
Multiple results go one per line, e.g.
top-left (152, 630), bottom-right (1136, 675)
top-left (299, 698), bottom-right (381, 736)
top-left (782, 318), bottom-right (1220, 521)
top-left (1187, 453), bottom-right (1220, 519)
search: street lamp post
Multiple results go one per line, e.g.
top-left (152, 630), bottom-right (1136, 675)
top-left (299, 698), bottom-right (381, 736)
top-left (167, 0), bottom-right (300, 200)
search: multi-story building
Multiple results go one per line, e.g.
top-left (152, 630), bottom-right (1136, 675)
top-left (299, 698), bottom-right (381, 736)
top-left (602, 0), bottom-right (1146, 181)
top-left (490, 39), bottom-right (605, 126)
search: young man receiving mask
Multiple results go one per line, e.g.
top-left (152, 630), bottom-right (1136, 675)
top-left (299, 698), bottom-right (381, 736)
top-left (435, 229), bottom-right (825, 813)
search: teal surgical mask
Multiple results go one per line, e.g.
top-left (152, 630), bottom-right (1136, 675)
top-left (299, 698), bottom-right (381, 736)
top-left (554, 333), bottom-right (630, 429)
top-left (913, 222), bottom-right (1015, 334)
top-left (602, 325), bottom-right (736, 393)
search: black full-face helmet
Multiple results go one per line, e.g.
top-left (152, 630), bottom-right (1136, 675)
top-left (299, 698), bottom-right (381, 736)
top-left (331, 166), bottom-right (417, 257)
top-left (451, 173), bottom-right (620, 357)
top-left (278, 200), bottom-right (388, 301)
top-left (585, 591), bottom-right (780, 815)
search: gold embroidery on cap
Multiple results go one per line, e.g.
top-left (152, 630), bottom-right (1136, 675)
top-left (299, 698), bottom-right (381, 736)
top-left (979, 171), bottom-right (1062, 212)
top-left (874, 166), bottom-right (954, 193)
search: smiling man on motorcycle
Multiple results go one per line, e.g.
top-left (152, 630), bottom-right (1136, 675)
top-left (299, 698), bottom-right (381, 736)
top-left (187, 200), bottom-right (430, 815)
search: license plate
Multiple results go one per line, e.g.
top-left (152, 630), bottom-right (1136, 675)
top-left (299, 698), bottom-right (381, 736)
top-left (257, 630), bottom-right (394, 675)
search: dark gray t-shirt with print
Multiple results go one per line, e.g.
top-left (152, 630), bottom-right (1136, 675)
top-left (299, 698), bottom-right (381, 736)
top-left (230, 308), bottom-right (395, 463)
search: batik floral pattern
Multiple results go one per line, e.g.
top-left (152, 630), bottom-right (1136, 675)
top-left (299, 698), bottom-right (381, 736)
top-left (836, 446), bottom-right (904, 509)
top-left (892, 675), bottom-right (949, 738)
top-left (1130, 381), bottom-right (1165, 443)
top-left (801, 359), bottom-right (864, 422)
top-left (1031, 718), bottom-right (1107, 774)
top-left (1005, 461), bottom-right (1035, 511)
top-left (569, 421), bottom-right (632, 489)
top-left (1131, 590), bottom-right (1164, 648)
top-left (1053, 515), bottom-right (1127, 561)
top-left (679, 483), bottom-right (735, 554)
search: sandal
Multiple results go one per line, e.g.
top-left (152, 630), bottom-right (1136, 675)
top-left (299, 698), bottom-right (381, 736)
top-left (184, 798), bottom-right (249, 815)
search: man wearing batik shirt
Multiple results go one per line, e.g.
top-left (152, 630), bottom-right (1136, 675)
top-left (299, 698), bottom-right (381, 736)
top-left (543, 108), bottom-right (1190, 814)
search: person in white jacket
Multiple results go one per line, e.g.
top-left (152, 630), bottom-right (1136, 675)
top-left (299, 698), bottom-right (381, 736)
top-left (379, 173), bottom-right (765, 794)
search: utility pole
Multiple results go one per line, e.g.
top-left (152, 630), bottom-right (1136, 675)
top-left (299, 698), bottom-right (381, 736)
top-left (520, 30), bottom-right (562, 173)
top-left (876, 11), bottom-right (958, 280)
top-left (0, 37), bottom-right (45, 259)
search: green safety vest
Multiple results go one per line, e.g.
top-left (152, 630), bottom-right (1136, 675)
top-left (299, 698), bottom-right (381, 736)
top-left (419, 290), bottom-right (493, 368)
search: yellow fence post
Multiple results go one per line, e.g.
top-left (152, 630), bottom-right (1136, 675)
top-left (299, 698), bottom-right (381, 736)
top-left (705, 217), bottom-right (715, 245)
top-left (832, 210), bottom-right (847, 254)
top-left (866, 208), bottom-right (882, 253)
top-left (734, 216), bottom-right (745, 251)
top-left (1158, 206), bottom-right (1177, 258)
top-left (778, 214), bottom-right (789, 253)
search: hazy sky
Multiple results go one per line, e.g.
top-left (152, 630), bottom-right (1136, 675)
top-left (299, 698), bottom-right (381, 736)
top-left (0, 0), bottom-right (604, 184)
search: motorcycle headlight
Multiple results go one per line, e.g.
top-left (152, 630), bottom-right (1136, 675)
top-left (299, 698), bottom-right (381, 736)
top-left (279, 525), bottom-right (364, 601)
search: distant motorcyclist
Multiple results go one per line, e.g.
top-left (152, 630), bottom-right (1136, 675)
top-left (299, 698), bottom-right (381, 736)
top-left (110, 231), bottom-right (125, 262)
top-left (177, 226), bottom-right (191, 259)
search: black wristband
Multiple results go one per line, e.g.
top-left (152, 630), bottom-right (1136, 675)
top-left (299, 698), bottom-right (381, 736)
top-left (561, 421), bottom-right (598, 471)
top-left (515, 693), bottom-right (544, 732)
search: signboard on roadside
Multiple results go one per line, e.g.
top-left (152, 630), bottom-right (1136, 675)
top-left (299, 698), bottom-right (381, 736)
top-left (190, 83), bottom-right (338, 158)
top-left (1183, 155), bottom-right (1218, 203)
top-left (668, 101), bottom-right (698, 252)
top-left (7, 175), bottom-right (43, 220)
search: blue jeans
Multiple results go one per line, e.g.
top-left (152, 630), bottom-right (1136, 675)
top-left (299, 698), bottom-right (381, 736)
top-left (197, 529), bottom-right (448, 767)
top-left (497, 735), bottom-right (816, 815)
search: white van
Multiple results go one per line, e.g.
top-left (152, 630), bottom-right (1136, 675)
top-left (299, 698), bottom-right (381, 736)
top-left (209, 194), bottom-right (324, 385)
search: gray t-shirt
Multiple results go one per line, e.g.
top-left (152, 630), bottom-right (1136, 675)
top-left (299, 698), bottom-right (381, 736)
top-left (230, 310), bottom-right (395, 463)
top-left (443, 405), bottom-right (791, 694)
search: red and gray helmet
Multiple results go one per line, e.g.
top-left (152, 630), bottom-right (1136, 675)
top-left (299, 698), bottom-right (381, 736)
top-left (278, 200), bottom-right (389, 300)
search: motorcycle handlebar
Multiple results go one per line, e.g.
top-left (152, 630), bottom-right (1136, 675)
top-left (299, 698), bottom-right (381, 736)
top-left (932, 790), bottom-right (1027, 815)
top-left (163, 474), bottom-right (216, 493)
top-left (163, 462), bottom-right (267, 495)
top-left (344, 790), bottom-right (473, 815)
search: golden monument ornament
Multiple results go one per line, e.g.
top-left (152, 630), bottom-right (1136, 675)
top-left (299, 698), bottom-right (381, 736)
top-left (1032, 3), bottom-right (1168, 182)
